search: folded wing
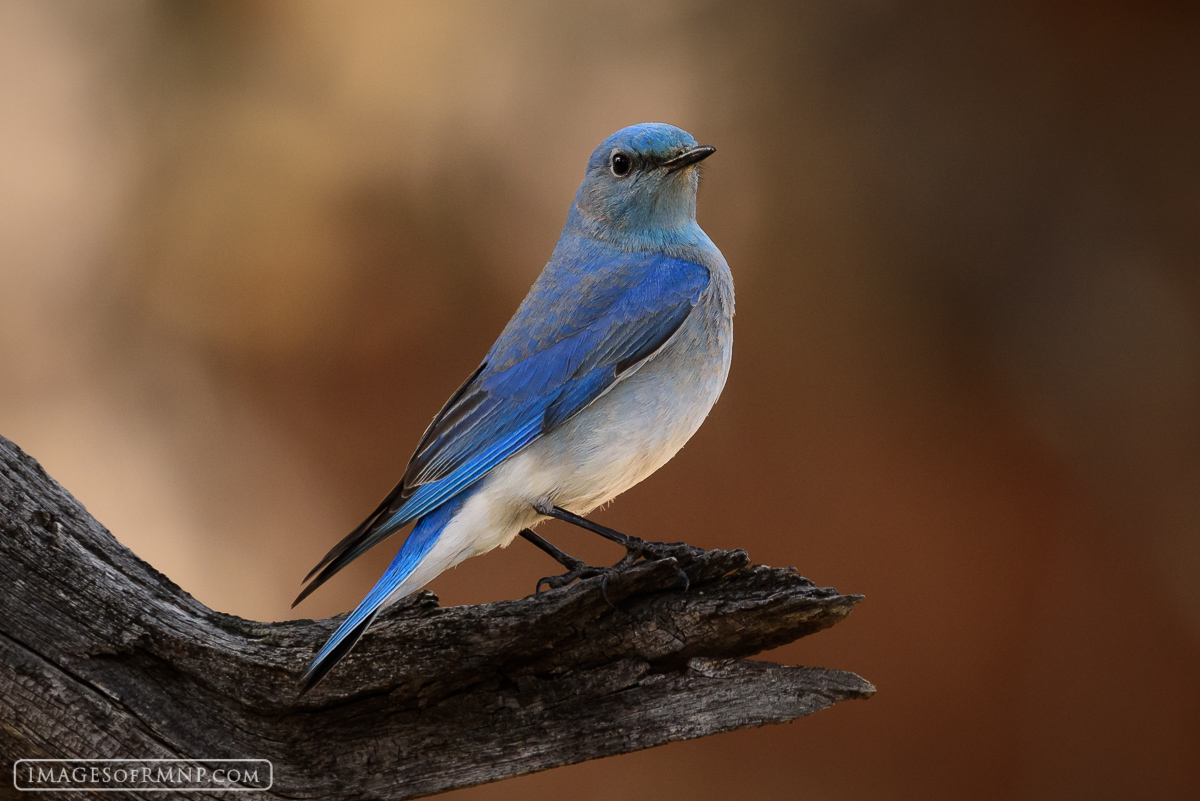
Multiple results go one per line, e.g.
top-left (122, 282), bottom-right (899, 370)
top-left (294, 251), bottom-right (710, 606)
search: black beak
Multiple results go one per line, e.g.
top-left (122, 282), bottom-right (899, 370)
top-left (661, 145), bottom-right (716, 172)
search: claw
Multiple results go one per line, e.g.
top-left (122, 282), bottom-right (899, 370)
top-left (597, 573), bottom-right (618, 610)
top-left (631, 539), bottom-right (706, 563)
top-left (620, 540), bottom-right (700, 590)
top-left (533, 561), bottom-right (617, 605)
top-left (674, 563), bottom-right (691, 592)
top-left (534, 575), bottom-right (565, 596)
top-left (520, 517), bottom-right (700, 601)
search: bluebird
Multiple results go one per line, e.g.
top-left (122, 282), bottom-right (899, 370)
top-left (295, 123), bottom-right (733, 691)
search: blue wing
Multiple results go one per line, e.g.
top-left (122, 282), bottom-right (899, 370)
top-left (293, 248), bottom-right (710, 606)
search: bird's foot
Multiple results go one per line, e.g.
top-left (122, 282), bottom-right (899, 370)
top-left (535, 560), bottom-right (623, 609)
top-left (621, 537), bottom-right (706, 564)
top-left (613, 538), bottom-right (704, 591)
top-left (521, 527), bottom-right (617, 600)
top-left (527, 507), bottom-right (704, 593)
top-left (535, 559), bottom-right (615, 595)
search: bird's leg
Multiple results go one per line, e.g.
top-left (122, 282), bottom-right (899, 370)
top-left (519, 528), bottom-right (584, 571)
top-left (518, 528), bottom-right (617, 602)
top-left (531, 502), bottom-right (703, 590)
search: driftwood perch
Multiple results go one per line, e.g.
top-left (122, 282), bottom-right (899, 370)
top-left (0, 435), bottom-right (873, 799)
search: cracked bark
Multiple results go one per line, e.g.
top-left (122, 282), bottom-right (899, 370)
top-left (0, 435), bottom-right (873, 799)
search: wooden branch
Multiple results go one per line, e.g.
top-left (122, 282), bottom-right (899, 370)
top-left (0, 435), bottom-right (873, 799)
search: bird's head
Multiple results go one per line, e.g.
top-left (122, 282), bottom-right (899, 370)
top-left (571, 123), bottom-right (715, 242)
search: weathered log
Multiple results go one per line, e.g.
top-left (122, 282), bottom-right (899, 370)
top-left (0, 435), bottom-right (872, 799)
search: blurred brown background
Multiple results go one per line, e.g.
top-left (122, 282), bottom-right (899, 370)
top-left (3, 0), bottom-right (1199, 798)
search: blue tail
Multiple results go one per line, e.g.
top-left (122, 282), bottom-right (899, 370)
top-left (297, 496), bottom-right (463, 693)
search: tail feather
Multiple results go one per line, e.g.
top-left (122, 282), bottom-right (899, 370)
top-left (302, 489), bottom-right (398, 584)
top-left (297, 609), bottom-right (379, 694)
top-left (297, 496), bottom-right (463, 693)
top-left (294, 417), bottom-right (542, 609)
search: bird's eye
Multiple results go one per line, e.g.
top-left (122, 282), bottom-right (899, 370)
top-left (610, 152), bottom-right (632, 177)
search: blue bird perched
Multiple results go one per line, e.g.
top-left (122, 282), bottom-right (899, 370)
top-left (295, 123), bottom-right (734, 691)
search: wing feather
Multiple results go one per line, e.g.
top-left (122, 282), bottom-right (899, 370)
top-left (294, 251), bottom-right (709, 606)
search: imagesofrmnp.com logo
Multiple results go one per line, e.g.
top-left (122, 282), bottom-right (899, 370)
top-left (13, 759), bottom-right (272, 792)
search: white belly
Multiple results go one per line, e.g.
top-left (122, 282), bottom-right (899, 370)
top-left (518, 337), bottom-right (730, 514)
